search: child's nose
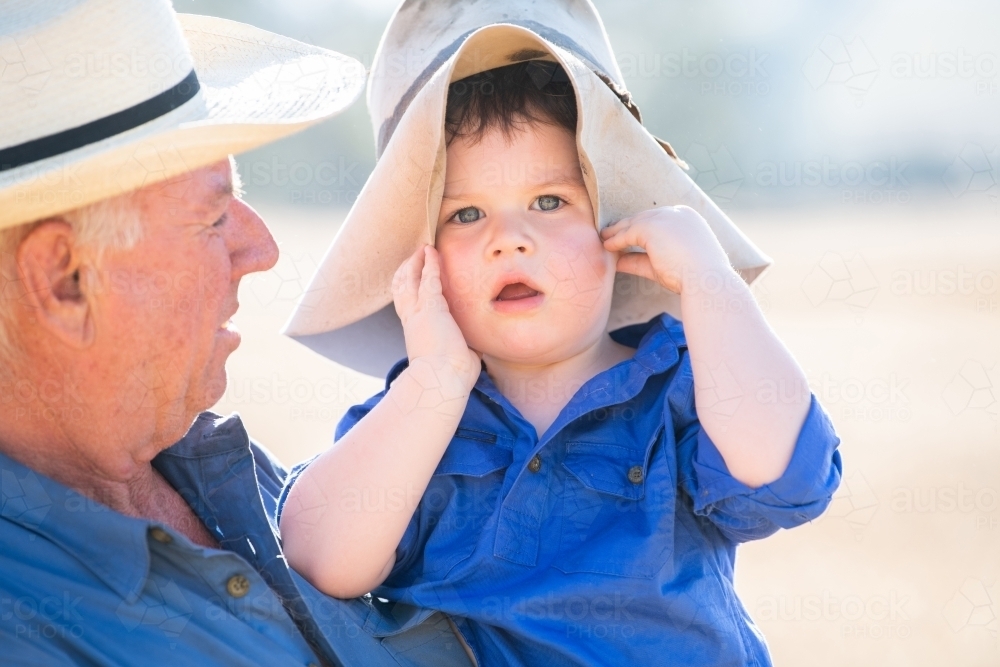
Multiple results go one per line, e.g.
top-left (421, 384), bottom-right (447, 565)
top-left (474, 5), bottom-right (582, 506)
top-left (487, 212), bottom-right (534, 257)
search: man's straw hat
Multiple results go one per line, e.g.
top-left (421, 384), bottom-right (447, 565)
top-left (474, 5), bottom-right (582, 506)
top-left (0, 0), bottom-right (365, 230)
top-left (285, 0), bottom-right (771, 377)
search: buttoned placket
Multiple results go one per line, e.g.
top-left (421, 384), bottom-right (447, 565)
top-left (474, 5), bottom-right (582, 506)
top-left (154, 417), bottom-right (338, 666)
top-left (143, 523), bottom-right (280, 615)
top-left (475, 339), bottom-right (678, 568)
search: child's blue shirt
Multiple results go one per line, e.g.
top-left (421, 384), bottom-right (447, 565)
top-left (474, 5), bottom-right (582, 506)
top-left (287, 313), bottom-right (842, 667)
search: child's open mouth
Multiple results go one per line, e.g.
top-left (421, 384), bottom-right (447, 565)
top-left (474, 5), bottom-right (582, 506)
top-left (492, 280), bottom-right (544, 314)
top-left (495, 282), bottom-right (541, 301)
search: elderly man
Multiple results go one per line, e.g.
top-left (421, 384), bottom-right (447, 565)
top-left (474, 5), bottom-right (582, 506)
top-left (0, 1), bottom-right (472, 665)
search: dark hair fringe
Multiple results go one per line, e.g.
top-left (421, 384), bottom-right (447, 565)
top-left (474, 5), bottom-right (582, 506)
top-left (444, 61), bottom-right (578, 144)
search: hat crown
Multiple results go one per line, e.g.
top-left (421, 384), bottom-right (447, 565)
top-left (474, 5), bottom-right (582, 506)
top-left (368, 0), bottom-right (624, 157)
top-left (0, 0), bottom-right (192, 151)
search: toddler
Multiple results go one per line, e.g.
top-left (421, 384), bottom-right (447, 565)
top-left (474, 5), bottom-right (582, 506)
top-left (280, 60), bottom-right (841, 667)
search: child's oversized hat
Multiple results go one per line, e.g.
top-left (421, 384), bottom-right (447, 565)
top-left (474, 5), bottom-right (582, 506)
top-left (0, 0), bottom-right (365, 230)
top-left (285, 0), bottom-right (771, 377)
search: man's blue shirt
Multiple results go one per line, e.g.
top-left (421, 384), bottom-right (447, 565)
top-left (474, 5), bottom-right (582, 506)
top-left (0, 414), bottom-right (472, 666)
top-left (285, 313), bottom-right (843, 667)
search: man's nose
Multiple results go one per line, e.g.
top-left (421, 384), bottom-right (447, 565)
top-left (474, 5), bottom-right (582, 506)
top-left (486, 211), bottom-right (534, 258)
top-left (227, 199), bottom-right (279, 278)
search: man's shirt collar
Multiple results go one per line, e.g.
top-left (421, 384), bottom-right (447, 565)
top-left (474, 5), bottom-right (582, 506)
top-left (0, 412), bottom-right (260, 604)
top-left (0, 448), bottom-right (151, 602)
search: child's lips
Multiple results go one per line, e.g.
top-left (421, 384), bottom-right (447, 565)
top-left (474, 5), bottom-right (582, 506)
top-left (495, 282), bottom-right (541, 302)
top-left (491, 281), bottom-right (544, 314)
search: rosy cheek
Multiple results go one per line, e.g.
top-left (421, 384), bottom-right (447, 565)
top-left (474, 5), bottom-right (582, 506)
top-left (437, 247), bottom-right (476, 314)
top-left (541, 230), bottom-right (609, 308)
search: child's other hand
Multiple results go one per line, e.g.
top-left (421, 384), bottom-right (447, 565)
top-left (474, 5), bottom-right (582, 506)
top-left (600, 205), bottom-right (734, 294)
top-left (393, 245), bottom-right (481, 391)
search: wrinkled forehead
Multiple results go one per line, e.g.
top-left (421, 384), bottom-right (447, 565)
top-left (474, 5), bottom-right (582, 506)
top-left (137, 158), bottom-right (235, 215)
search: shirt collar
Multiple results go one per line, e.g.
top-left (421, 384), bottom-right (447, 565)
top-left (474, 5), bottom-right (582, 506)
top-left (382, 313), bottom-right (686, 439)
top-left (152, 412), bottom-right (279, 566)
top-left (473, 313), bottom-right (686, 439)
top-left (0, 412), bottom-right (259, 603)
top-left (0, 447), bottom-right (151, 602)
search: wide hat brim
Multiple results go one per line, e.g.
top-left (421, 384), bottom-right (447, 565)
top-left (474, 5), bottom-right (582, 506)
top-left (285, 24), bottom-right (771, 378)
top-left (0, 14), bottom-right (365, 230)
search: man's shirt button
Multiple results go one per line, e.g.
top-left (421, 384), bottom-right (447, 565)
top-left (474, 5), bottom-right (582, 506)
top-left (149, 527), bottom-right (172, 544)
top-left (226, 574), bottom-right (251, 598)
top-left (528, 455), bottom-right (542, 473)
top-left (628, 465), bottom-right (644, 484)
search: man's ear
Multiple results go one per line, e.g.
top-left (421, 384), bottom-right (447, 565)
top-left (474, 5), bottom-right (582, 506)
top-left (15, 220), bottom-right (96, 349)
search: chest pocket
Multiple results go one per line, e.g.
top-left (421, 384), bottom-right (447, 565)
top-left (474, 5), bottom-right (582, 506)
top-left (411, 428), bottom-right (512, 578)
top-left (555, 427), bottom-right (676, 578)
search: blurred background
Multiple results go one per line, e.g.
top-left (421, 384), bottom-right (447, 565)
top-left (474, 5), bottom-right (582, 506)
top-left (172, 0), bottom-right (999, 664)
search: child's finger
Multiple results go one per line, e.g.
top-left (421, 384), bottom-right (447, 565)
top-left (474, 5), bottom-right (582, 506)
top-left (419, 247), bottom-right (443, 297)
top-left (602, 221), bottom-right (647, 252)
top-left (392, 246), bottom-right (425, 314)
top-left (599, 218), bottom-right (630, 240)
top-left (615, 252), bottom-right (657, 283)
top-left (399, 249), bottom-right (423, 295)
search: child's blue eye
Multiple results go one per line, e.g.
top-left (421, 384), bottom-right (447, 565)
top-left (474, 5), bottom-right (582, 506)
top-left (536, 195), bottom-right (562, 211)
top-left (455, 207), bottom-right (483, 223)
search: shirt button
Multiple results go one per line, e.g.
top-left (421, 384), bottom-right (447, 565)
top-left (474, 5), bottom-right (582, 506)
top-left (528, 455), bottom-right (542, 473)
top-left (628, 465), bottom-right (644, 484)
top-left (226, 574), bottom-right (251, 598)
top-left (149, 527), bottom-right (172, 544)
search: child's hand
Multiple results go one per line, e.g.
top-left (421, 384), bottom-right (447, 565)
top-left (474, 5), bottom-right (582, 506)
top-left (600, 205), bottom-right (734, 294)
top-left (393, 245), bottom-right (481, 391)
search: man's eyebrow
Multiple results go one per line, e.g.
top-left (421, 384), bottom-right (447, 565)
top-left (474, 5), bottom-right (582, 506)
top-left (210, 163), bottom-right (244, 203)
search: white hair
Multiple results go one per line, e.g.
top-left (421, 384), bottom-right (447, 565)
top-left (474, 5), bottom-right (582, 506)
top-left (0, 195), bottom-right (144, 359)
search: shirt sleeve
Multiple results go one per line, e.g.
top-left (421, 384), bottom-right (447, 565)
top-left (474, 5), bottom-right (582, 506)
top-left (670, 356), bottom-right (843, 543)
top-left (0, 630), bottom-right (76, 666)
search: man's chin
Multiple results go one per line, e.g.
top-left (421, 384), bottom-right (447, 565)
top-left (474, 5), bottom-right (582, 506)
top-left (204, 367), bottom-right (229, 410)
top-left (191, 358), bottom-right (230, 417)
